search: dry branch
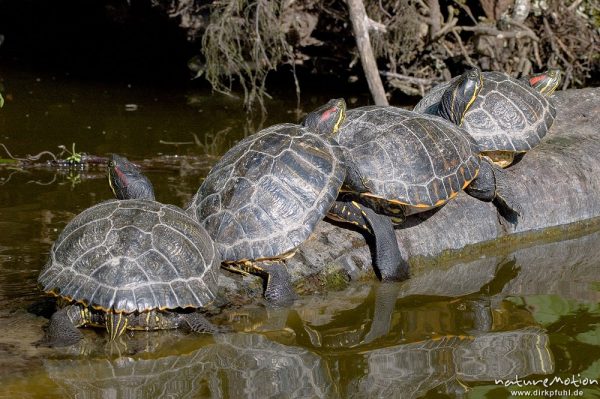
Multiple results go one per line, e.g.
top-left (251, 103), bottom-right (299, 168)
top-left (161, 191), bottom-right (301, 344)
top-left (346, 0), bottom-right (389, 105)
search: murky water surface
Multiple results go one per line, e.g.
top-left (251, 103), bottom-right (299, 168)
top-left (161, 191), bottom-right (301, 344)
top-left (0, 67), bottom-right (599, 398)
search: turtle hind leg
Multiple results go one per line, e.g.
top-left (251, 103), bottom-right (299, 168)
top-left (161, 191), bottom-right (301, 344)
top-left (258, 262), bottom-right (297, 306)
top-left (357, 204), bottom-right (409, 281)
top-left (44, 305), bottom-right (84, 347)
top-left (329, 200), bottom-right (408, 281)
top-left (465, 157), bottom-right (523, 220)
top-left (182, 313), bottom-right (229, 334)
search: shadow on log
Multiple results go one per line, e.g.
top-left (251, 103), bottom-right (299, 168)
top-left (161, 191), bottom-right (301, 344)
top-left (216, 88), bottom-right (600, 300)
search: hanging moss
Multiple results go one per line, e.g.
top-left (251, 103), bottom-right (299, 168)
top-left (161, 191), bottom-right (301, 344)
top-left (201, 0), bottom-right (295, 111)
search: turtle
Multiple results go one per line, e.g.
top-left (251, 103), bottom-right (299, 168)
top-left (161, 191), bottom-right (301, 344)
top-left (414, 68), bottom-right (561, 168)
top-left (333, 68), bottom-right (522, 247)
top-left (38, 154), bottom-right (222, 346)
top-left (187, 99), bottom-right (404, 304)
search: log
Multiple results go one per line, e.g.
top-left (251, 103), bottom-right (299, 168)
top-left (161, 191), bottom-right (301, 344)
top-left (216, 88), bottom-right (600, 301)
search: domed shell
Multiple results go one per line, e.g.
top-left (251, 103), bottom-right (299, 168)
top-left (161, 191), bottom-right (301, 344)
top-left (188, 123), bottom-right (345, 262)
top-left (338, 106), bottom-right (480, 208)
top-left (38, 199), bottom-right (220, 313)
top-left (414, 71), bottom-right (556, 152)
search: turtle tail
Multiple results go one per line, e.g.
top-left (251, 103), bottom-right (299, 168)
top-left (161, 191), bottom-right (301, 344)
top-left (106, 311), bottom-right (129, 341)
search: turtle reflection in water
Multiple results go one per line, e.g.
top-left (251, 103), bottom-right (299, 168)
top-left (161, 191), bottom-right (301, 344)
top-left (38, 155), bottom-right (221, 346)
top-left (350, 327), bottom-right (552, 398)
top-left (44, 333), bottom-right (336, 399)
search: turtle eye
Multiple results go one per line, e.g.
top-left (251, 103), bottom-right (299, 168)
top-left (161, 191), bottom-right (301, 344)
top-left (108, 160), bottom-right (114, 168)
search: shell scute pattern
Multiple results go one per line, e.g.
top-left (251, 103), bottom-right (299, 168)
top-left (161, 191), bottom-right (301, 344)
top-left (190, 123), bottom-right (344, 261)
top-left (39, 199), bottom-right (219, 313)
top-left (414, 71), bottom-right (555, 152)
top-left (340, 107), bottom-right (479, 208)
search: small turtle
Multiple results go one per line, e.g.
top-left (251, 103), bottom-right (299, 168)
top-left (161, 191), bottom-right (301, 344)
top-left (414, 69), bottom-right (561, 167)
top-left (188, 99), bottom-right (404, 303)
top-left (38, 154), bottom-right (221, 346)
top-left (333, 68), bottom-right (521, 252)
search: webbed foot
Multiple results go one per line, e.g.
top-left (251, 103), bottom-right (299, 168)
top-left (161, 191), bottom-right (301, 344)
top-left (259, 262), bottom-right (297, 306)
top-left (44, 306), bottom-right (83, 347)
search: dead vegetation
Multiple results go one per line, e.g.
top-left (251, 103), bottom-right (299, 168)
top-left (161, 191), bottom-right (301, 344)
top-left (157, 0), bottom-right (599, 109)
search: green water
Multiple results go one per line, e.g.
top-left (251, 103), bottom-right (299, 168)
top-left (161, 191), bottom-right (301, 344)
top-left (0, 67), bottom-right (599, 398)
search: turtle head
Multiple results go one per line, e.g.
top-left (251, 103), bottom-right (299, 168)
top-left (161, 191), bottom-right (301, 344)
top-left (302, 98), bottom-right (346, 136)
top-left (528, 68), bottom-right (561, 96)
top-left (107, 154), bottom-right (155, 201)
top-left (438, 67), bottom-right (483, 126)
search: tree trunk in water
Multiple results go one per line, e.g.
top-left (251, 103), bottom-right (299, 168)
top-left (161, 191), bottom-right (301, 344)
top-left (346, 0), bottom-right (388, 105)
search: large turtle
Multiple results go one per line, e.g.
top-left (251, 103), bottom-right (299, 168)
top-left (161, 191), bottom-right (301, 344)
top-left (333, 68), bottom-right (521, 254)
top-left (38, 154), bottom-right (221, 346)
top-left (187, 99), bottom-right (404, 304)
top-left (414, 69), bottom-right (561, 167)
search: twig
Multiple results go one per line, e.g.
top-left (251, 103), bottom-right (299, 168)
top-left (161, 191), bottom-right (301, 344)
top-left (27, 175), bottom-right (58, 186)
top-left (503, 19), bottom-right (539, 41)
top-left (567, 0), bottom-right (584, 11)
top-left (346, 0), bottom-right (389, 105)
top-left (450, 28), bottom-right (474, 66)
top-left (431, 17), bottom-right (457, 42)
top-left (159, 140), bottom-right (196, 146)
top-left (542, 17), bottom-right (571, 66)
top-left (427, 0), bottom-right (442, 39)
top-left (378, 0), bottom-right (392, 18)
top-left (533, 41), bottom-right (542, 68)
top-left (379, 71), bottom-right (433, 85)
top-left (457, 25), bottom-right (538, 41)
top-left (451, 0), bottom-right (477, 25)
top-left (0, 143), bottom-right (59, 162)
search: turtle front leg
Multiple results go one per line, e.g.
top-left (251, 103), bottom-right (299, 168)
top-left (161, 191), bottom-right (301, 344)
top-left (328, 200), bottom-right (409, 281)
top-left (223, 261), bottom-right (297, 305)
top-left (45, 305), bottom-right (85, 347)
top-left (464, 157), bottom-right (523, 219)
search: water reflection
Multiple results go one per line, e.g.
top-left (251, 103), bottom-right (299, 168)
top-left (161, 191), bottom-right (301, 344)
top-left (44, 333), bottom-right (336, 399)
top-left (353, 328), bottom-right (552, 398)
top-left (40, 327), bottom-right (552, 399)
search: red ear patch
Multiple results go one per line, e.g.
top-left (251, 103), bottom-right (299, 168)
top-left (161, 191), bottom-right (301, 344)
top-left (319, 108), bottom-right (334, 123)
top-left (114, 166), bottom-right (129, 187)
top-left (529, 75), bottom-right (545, 86)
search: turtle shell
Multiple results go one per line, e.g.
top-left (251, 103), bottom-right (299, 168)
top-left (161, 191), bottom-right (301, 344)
top-left (38, 199), bottom-right (220, 314)
top-left (338, 106), bottom-right (480, 210)
top-left (414, 71), bottom-right (556, 152)
top-left (188, 123), bottom-right (345, 262)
